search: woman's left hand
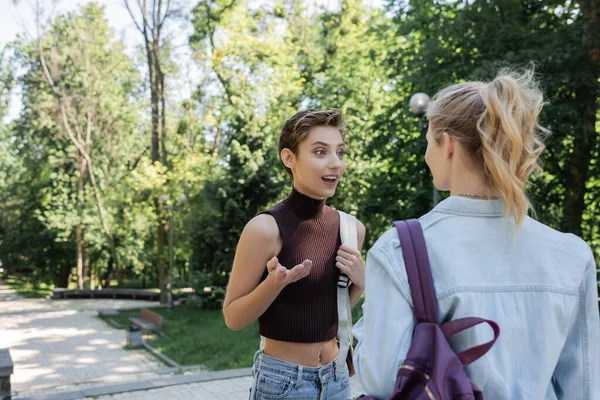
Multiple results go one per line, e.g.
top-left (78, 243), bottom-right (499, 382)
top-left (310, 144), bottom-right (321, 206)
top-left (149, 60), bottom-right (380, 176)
top-left (336, 244), bottom-right (365, 290)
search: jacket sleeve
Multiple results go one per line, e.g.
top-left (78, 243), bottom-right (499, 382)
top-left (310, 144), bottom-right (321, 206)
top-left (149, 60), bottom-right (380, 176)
top-left (352, 247), bottom-right (415, 399)
top-left (553, 250), bottom-right (600, 399)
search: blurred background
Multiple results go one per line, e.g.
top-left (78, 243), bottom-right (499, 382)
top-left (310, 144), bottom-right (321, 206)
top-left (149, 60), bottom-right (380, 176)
top-left (0, 0), bottom-right (598, 309)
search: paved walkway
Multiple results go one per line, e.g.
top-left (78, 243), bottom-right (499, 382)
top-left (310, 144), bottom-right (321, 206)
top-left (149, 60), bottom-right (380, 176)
top-left (0, 281), bottom-right (167, 398)
top-left (0, 280), bottom-right (23, 301)
top-left (95, 375), bottom-right (366, 400)
top-left (1, 280), bottom-right (367, 399)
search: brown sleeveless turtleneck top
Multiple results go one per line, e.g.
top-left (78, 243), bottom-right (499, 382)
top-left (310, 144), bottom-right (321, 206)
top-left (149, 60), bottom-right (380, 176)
top-left (257, 187), bottom-right (341, 343)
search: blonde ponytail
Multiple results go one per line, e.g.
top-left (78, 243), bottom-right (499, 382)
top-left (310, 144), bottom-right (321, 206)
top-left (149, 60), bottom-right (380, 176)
top-left (427, 68), bottom-right (549, 229)
top-left (478, 70), bottom-right (547, 228)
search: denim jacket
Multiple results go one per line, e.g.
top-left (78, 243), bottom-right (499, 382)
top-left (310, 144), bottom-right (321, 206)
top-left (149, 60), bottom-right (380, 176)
top-left (353, 196), bottom-right (600, 400)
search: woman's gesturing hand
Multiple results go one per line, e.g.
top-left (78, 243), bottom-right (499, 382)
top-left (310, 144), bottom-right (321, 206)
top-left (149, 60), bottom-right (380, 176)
top-left (266, 256), bottom-right (312, 288)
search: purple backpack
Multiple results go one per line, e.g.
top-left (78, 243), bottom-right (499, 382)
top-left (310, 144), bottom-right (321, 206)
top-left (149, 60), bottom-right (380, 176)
top-left (359, 219), bottom-right (500, 400)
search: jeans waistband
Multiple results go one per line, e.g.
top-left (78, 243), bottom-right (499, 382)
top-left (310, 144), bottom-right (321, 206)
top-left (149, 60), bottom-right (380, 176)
top-left (252, 351), bottom-right (341, 384)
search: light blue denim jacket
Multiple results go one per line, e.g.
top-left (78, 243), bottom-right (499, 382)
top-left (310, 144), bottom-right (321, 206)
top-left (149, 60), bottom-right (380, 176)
top-left (353, 196), bottom-right (600, 400)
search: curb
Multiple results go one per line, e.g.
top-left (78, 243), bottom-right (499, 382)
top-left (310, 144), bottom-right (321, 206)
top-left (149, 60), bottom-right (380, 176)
top-left (141, 342), bottom-right (181, 369)
top-left (16, 368), bottom-right (252, 400)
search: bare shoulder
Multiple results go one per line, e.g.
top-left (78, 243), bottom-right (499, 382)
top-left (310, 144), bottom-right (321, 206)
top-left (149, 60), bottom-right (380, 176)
top-left (244, 213), bottom-right (279, 241)
top-left (231, 213), bottom-right (282, 277)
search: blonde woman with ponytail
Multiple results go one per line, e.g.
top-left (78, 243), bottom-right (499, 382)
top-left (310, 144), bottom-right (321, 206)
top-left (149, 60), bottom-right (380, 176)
top-left (353, 69), bottom-right (599, 399)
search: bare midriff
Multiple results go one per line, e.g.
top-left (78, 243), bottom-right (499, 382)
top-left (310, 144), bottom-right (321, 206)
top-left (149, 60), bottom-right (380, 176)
top-left (263, 337), bottom-right (339, 367)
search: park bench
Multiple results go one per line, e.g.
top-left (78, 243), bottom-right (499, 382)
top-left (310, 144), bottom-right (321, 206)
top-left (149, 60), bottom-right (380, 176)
top-left (52, 288), bottom-right (160, 301)
top-left (129, 308), bottom-right (163, 333)
top-left (0, 349), bottom-right (13, 400)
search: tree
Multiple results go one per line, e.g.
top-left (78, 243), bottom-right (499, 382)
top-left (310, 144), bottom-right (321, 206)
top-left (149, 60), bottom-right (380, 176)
top-left (124, 0), bottom-right (178, 303)
top-left (0, 47), bottom-right (13, 119)
top-left (568, 0), bottom-right (600, 237)
top-left (186, 0), bottom-right (401, 301)
top-left (292, 0), bottom-right (403, 244)
top-left (380, 0), bottom-right (599, 246)
top-left (188, 0), bottom-right (305, 298)
top-left (11, 3), bottom-right (142, 287)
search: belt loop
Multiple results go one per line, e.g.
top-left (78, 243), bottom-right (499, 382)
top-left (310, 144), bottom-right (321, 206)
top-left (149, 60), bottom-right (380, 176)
top-left (253, 350), bottom-right (262, 364)
top-left (295, 365), bottom-right (303, 389)
top-left (252, 350), bottom-right (262, 378)
top-left (332, 360), bottom-right (338, 382)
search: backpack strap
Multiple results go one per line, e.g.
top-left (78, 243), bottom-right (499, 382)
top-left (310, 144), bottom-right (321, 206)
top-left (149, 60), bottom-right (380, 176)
top-left (336, 210), bottom-right (357, 376)
top-left (394, 219), bottom-right (501, 366)
top-left (393, 219), bottom-right (439, 324)
top-left (441, 317), bottom-right (500, 366)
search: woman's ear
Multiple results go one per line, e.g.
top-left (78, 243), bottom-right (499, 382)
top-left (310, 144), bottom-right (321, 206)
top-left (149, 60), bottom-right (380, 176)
top-left (442, 132), bottom-right (454, 160)
top-left (280, 148), bottom-right (296, 170)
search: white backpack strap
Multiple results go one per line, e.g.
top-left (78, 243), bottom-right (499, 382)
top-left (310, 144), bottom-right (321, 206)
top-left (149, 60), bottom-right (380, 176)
top-left (336, 210), bottom-right (357, 375)
top-left (338, 210), bottom-right (358, 249)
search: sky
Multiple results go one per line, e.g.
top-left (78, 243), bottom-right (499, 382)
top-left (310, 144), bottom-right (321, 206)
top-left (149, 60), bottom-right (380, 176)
top-left (1, 0), bottom-right (141, 50)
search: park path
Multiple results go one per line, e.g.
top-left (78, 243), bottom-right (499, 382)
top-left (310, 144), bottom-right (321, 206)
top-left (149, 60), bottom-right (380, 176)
top-left (0, 280), bottom-right (168, 398)
top-left (0, 280), bottom-right (367, 399)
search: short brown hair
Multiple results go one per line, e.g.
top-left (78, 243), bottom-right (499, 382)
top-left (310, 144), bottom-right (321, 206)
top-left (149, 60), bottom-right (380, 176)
top-left (279, 109), bottom-right (345, 177)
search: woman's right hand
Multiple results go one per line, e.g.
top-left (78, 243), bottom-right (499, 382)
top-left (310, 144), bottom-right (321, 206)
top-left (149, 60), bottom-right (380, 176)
top-left (266, 256), bottom-right (312, 288)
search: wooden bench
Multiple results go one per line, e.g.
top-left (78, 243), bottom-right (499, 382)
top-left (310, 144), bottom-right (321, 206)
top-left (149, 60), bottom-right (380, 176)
top-left (129, 308), bottom-right (163, 333)
top-left (0, 349), bottom-right (13, 400)
top-left (52, 288), bottom-right (160, 301)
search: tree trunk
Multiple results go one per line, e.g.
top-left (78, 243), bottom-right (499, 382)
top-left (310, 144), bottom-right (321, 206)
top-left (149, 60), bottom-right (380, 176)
top-left (81, 229), bottom-right (87, 287)
top-left (55, 264), bottom-right (71, 288)
top-left (90, 264), bottom-right (95, 290)
top-left (157, 215), bottom-right (168, 304)
top-left (76, 135), bottom-right (87, 289)
top-left (159, 67), bottom-right (167, 165)
top-left (124, 0), bottom-right (170, 304)
top-left (76, 225), bottom-right (84, 289)
top-left (103, 251), bottom-right (114, 288)
top-left (118, 263), bottom-right (125, 287)
top-left (154, 54), bottom-right (169, 304)
top-left (563, 0), bottom-right (600, 235)
top-left (151, 79), bottom-right (160, 163)
top-left (152, 17), bottom-right (170, 305)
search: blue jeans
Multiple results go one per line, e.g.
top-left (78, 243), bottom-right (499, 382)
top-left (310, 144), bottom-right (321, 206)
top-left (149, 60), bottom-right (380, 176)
top-left (249, 351), bottom-right (352, 400)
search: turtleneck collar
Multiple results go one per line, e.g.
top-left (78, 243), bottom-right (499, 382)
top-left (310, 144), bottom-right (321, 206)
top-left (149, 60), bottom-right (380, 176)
top-left (282, 186), bottom-right (325, 218)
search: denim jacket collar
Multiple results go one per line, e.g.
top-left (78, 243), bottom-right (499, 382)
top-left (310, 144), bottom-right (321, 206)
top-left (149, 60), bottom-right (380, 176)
top-left (431, 195), bottom-right (506, 217)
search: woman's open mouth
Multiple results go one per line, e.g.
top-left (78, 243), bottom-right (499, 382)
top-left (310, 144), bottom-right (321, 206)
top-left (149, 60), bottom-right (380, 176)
top-left (322, 175), bottom-right (339, 186)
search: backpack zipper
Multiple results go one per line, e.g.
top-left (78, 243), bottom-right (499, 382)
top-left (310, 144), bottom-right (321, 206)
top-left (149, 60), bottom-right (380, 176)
top-left (399, 364), bottom-right (436, 400)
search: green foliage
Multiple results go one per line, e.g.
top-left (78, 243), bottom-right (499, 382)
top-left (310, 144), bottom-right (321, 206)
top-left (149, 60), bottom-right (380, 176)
top-left (0, 0), bottom-right (597, 298)
top-left (4, 3), bottom-right (148, 284)
top-left (187, 1), bottom-right (304, 293)
top-left (0, 47), bottom-right (13, 119)
top-left (380, 0), bottom-right (599, 256)
top-left (4, 275), bottom-right (55, 298)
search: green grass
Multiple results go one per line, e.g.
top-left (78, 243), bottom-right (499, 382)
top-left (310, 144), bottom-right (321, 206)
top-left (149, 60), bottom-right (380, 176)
top-left (4, 276), bottom-right (54, 298)
top-left (106, 296), bottom-right (366, 371)
top-left (110, 304), bottom-right (260, 370)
